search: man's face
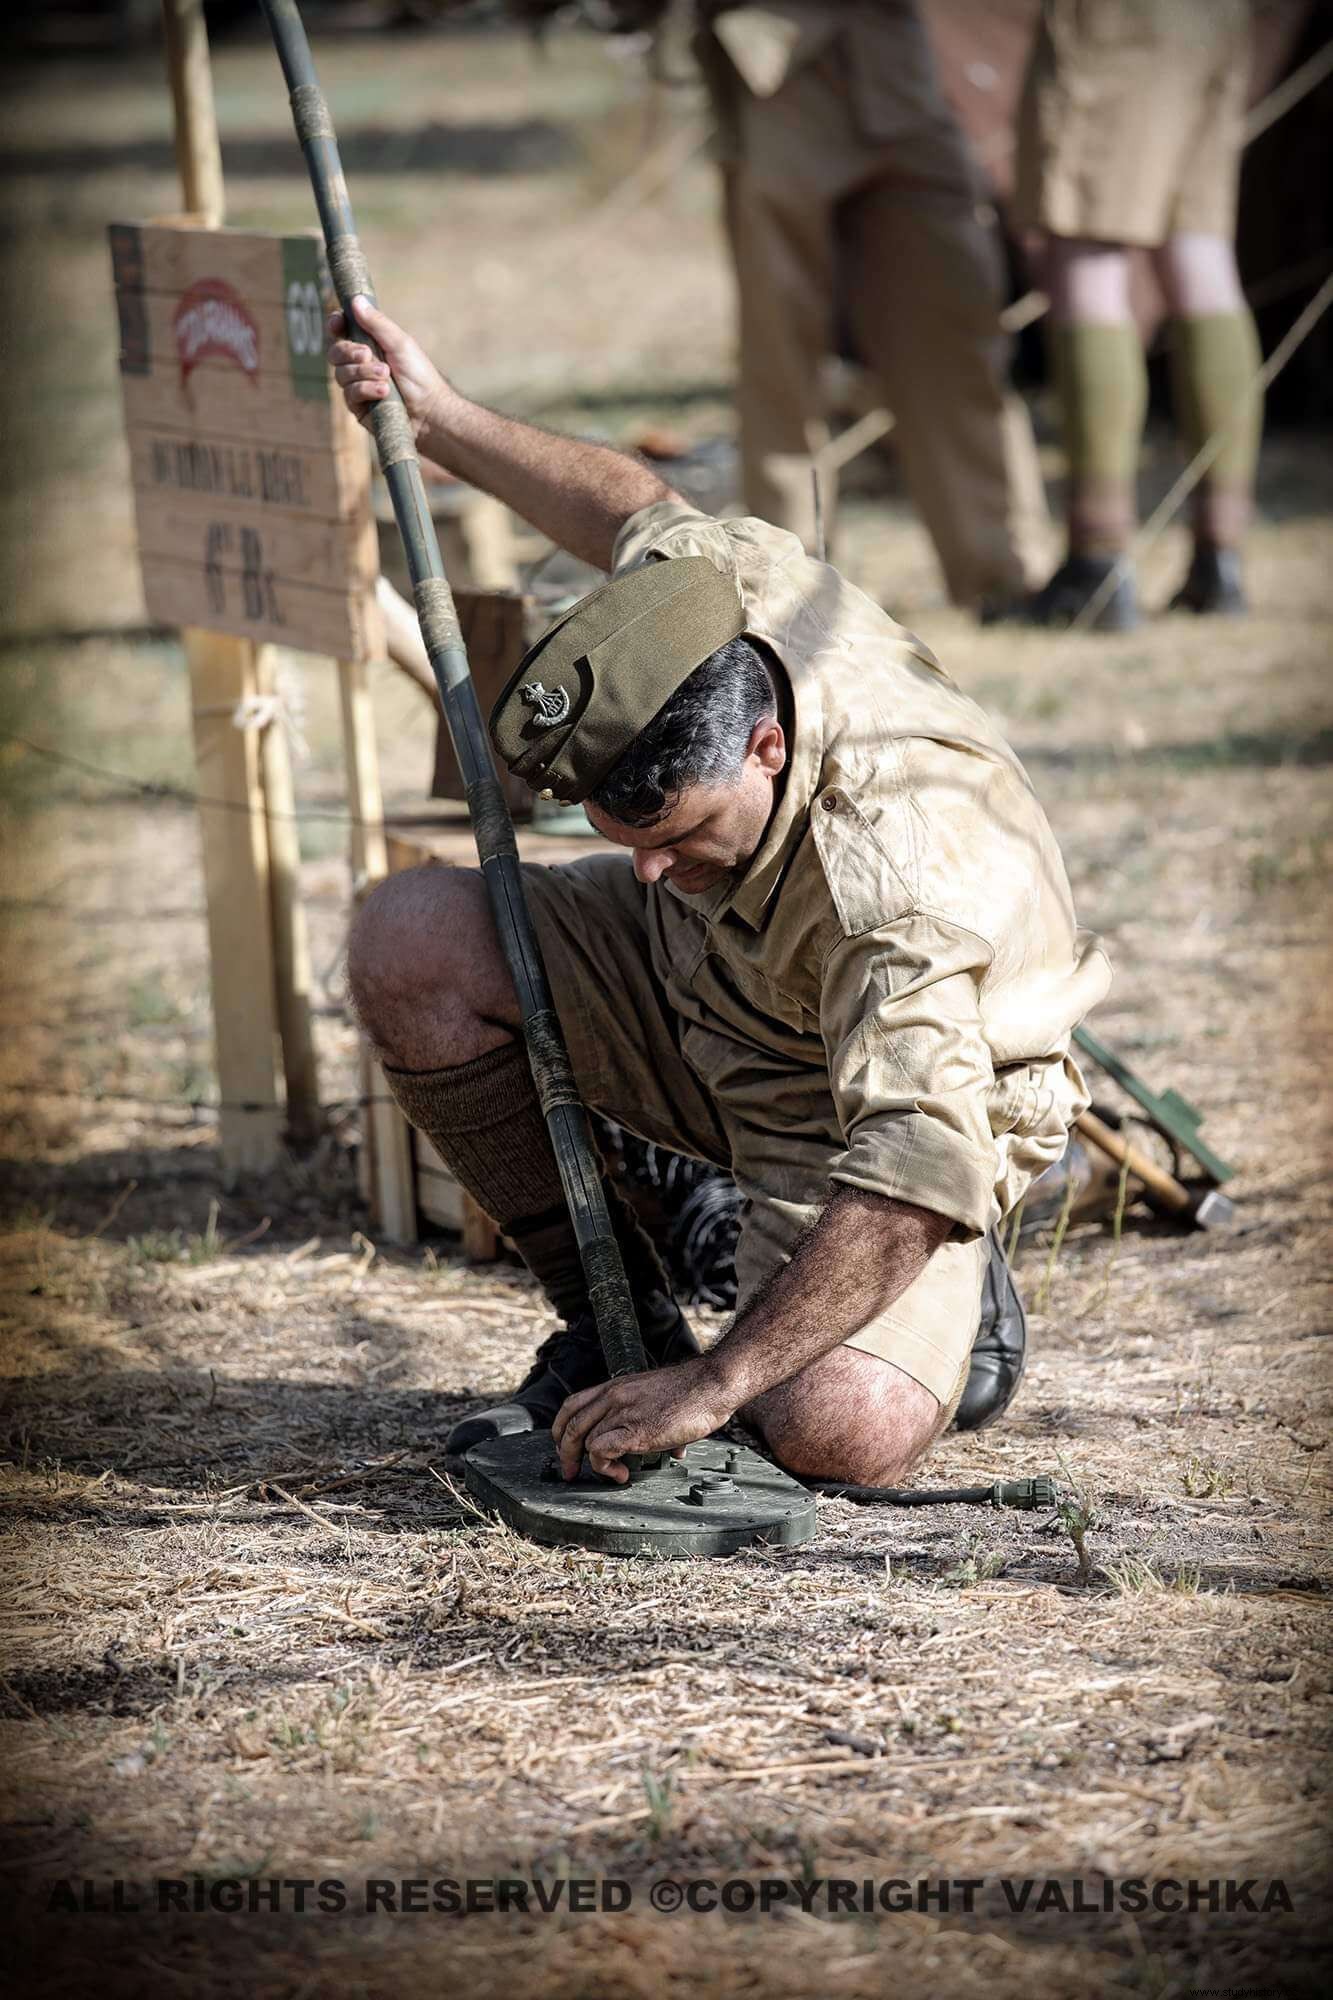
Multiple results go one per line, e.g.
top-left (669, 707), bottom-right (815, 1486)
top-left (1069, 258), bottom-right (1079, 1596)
top-left (584, 719), bottom-right (787, 896)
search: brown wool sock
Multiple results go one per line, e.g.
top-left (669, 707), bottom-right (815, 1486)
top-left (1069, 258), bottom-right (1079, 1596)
top-left (383, 1040), bottom-right (675, 1326)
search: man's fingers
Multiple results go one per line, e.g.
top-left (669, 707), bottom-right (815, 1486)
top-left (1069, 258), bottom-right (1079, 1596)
top-left (345, 381), bottom-right (389, 414)
top-left (348, 294), bottom-right (403, 354)
top-left (329, 342), bottom-right (386, 372)
top-left (553, 1385), bottom-right (615, 1479)
top-left (333, 359), bottom-right (388, 388)
top-left (335, 371), bottom-right (389, 400)
top-left (551, 1381), bottom-right (608, 1446)
top-left (586, 1430), bottom-right (633, 1484)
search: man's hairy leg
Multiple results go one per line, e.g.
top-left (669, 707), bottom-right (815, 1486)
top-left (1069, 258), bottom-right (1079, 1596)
top-left (347, 866), bottom-right (584, 1310)
top-left (744, 1347), bottom-right (943, 1489)
top-left (347, 864), bottom-right (517, 1070)
top-left (727, 1188), bottom-right (952, 1487)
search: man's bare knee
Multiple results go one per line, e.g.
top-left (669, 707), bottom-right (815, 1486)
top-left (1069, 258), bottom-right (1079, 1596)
top-left (745, 1348), bottom-right (941, 1487)
top-left (346, 863), bottom-right (517, 1069)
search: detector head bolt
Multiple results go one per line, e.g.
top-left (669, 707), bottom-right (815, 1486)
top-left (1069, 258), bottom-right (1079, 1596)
top-left (685, 1473), bottom-right (736, 1505)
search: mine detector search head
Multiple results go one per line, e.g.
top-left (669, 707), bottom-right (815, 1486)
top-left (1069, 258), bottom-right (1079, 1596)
top-left (459, 1437), bottom-right (1062, 1556)
top-left (263, 0), bottom-right (1058, 1556)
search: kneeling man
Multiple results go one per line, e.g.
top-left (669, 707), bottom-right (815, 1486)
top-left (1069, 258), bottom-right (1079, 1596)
top-left (331, 301), bottom-right (1111, 1490)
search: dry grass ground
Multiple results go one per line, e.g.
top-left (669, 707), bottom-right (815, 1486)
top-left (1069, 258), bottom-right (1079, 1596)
top-left (1, 17), bottom-right (1331, 2000)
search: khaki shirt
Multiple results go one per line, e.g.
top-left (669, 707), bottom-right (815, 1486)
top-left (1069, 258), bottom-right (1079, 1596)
top-left (612, 500), bottom-right (1111, 1237)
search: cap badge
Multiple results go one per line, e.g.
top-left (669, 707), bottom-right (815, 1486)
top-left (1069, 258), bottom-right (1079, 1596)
top-left (520, 680), bottom-right (570, 727)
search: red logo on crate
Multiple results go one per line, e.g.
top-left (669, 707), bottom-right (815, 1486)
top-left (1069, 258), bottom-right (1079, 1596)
top-left (173, 278), bottom-right (260, 386)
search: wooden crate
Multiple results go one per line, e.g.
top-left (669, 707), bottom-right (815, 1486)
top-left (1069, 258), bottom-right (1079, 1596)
top-left (430, 590), bottom-right (545, 817)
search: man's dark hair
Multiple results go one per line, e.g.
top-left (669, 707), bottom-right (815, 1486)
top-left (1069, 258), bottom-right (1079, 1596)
top-left (588, 634), bottom-right (779, 828)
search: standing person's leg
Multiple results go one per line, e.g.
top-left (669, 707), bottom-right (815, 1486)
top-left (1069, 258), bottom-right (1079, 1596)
top-left (1028, 235), bottom-right (1147, 628)
top-left (844, 183), bottom-right (1046, 612)
top-left (1150, 0), bottom-right (1257, 616)
top-left (724, 166), bottom-right (836, 549)
top-left (829, 0), bottom-right (1047, 612)
top-left (1012, 0), bottom-right (1251, 627)
top-left (1156, 232), bottom-right (1260, 611)
top-left (719, 57), bottom-right (847, 552)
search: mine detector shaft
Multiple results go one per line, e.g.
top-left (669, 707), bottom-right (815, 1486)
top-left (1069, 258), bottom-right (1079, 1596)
top-left (259, 0), bottom-right (1061, 1555)
top-left (258, 0), bottom-right (654, 1395)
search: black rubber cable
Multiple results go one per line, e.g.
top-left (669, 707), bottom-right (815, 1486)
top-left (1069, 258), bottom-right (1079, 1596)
top-left (806, 1477), bottom-right (1058, 1511)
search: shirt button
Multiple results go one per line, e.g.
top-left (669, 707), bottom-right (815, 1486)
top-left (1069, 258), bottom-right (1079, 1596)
top-left (820, 791), bottom-right (838, 812)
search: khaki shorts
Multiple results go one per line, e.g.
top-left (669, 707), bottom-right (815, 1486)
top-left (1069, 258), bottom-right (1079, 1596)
top-left (1013, 0), bottom-right (1249, 248)
top-left (524, 854), bottom-right (1012, 1412)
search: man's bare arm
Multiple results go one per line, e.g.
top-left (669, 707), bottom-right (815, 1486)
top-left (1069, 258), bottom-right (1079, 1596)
top-left (551, 1187), bottom-right (953, 1479)
top-left (328, 298), bottom-right (678, 570)
top-left (705, 1188), bottom-right (953, 1408)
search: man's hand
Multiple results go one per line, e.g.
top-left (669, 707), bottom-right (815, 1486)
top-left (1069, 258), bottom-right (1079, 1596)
top-left (551, 1353), bottom-right (736, 1485)
top-left (327, 297), bottom-right (449, 442)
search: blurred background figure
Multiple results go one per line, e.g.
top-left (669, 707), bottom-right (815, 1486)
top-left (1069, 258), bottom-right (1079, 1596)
top-left (694, 0), bottom-right (1048, 617)
top-left (1014, 0), bottom-right (1262, 628)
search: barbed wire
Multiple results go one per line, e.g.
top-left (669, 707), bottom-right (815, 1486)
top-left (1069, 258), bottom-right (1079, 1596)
top-left (0, 1081), bottom-right (400, 1122)
top-left (0, 730), bottom-right (375, 828)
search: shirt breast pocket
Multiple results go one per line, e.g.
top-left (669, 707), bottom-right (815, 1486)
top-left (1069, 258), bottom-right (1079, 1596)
top-left (811, 786), bottom-right (916, 939)
top-left (695, 948), bottom-right (819, 1044)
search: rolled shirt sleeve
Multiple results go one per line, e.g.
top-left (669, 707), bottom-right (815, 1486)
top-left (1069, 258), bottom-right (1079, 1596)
top-left (613, 498), bottom-right (810, 580)
top-left (820, 913), bottom-right (1000, 1237)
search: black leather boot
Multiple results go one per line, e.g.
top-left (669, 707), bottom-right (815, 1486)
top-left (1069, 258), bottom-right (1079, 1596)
top-left (1168, 543), bottom-right (1247, 616)
top-left (446, 1292), bottom-right (700, 1454)
top-left (1018, 553), bottom-right (1140, 632)
top-left (952, 1229), bottom-right (1027, 1433)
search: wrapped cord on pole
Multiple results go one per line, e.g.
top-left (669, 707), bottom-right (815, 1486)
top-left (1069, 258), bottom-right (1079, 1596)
top-left (259, 0), bottom-right (648, 1382)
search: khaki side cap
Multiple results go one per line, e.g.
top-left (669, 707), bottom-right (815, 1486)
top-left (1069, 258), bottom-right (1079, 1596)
top-left (489, 555), bottom-right (746, 803)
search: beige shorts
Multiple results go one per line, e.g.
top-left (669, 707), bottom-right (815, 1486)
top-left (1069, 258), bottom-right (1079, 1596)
top-left (524, 854), bottom-right (1014, 1412)
top-left (1013, 0), bottom-right (1249, 248)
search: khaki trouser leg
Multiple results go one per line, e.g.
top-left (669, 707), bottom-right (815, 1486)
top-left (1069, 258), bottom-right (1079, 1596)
top-left (723, 162), bottom-right (837, 551)
top-left (845, 185), bottom-right (1045, 606)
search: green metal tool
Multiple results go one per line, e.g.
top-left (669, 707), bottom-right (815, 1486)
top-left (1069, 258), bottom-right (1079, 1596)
top-left (1073, 1025), bottom-right (1235, 1186)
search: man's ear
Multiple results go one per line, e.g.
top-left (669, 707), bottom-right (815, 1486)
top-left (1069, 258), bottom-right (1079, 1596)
top-left (748, 716), bottom-right (786, 776)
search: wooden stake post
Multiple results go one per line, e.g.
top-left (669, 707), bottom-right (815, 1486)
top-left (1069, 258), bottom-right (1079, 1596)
top-left (143, 4), bottom-right (496, 1248)
top-left (149, 0), bottom-right (377, 1175)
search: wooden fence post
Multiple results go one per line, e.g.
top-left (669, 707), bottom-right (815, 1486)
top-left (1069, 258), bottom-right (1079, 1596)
top-left (338, 656), bottom-right (417, 1243)
top-left (161, 0), bottom-right (223, 226)
top-left (160, 0), bottom-right (318, 1172)
top-left (255, 646), bottom-right (321, 1148)
top-left (188, 632), bottom-right (283, 1171)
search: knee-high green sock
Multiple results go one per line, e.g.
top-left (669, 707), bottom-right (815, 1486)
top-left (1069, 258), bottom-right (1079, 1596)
top-left (383, 1040), bottom-right (675, 1325)
top-left (1050, 321), bottom-right (1148, 556)
top-left (1169, 309), bottom-right (1262, 547)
